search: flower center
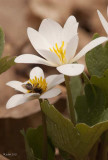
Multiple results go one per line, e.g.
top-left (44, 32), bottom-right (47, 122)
top-left (49, 41), bottom-right (67, 64)
top-left (23, 76), bottom-right (47, 94)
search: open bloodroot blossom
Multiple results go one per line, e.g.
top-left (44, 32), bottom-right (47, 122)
top-left (97, 7), bottom-right (108, 36)
top-left (6, 67), bottom-right (64, 109)
top-left (15, 16), bottom-right (108, 76)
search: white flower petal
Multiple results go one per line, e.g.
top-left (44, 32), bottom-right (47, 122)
top-left (27, 28), bottom-right (60, 63)
top-left (97, 10), bottom-right (108, 35)
top-left (57, 64), bottom-right (84, 76)
top-left (46, 74), bottom-right (64, 90)
top-left (39, 18), bottom-right (62, 46)
top-left (28, 27), bottom-right (59, 61)
top-left (6, 93), bottom-right (39, 109)
top-left (38, 49), bottom-right (60, 66)
top-left (72, 37), bottom-right (108, 62)
top-left (15, 54), bottom-right (55, 66)
top-left (40, 88), bottom-right (61, 99)
top-left (66, 35), bottom-right (79, 62)
top-left (30, 67), bottom-right (44, 79)
top-left (27, 27), bottom-right (50, 50)
top-left (63, 16), bottom-right (78, 43)
top-left (6, 81), bottom-right (27, 93)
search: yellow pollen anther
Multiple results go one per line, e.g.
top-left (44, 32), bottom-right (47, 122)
top-left (27, 76), bottom-right (47, 94)
top-left (49, 41), bottom-right (67, 64)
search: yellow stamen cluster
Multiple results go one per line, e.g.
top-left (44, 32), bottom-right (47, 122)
top-left (28, 76), bottom-right (47, 93)
top-left (49, 41), bottom-right (67, 64)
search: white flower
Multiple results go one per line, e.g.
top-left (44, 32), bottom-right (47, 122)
top-left (97, 8), bottom-right (108, 36)
top-left (15, 16), bottom-right (108, 76)
top-left (6, 67), bottom-right (64, 109)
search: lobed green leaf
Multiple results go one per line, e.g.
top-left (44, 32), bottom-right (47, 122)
top-left (26, 126), bottom-right (54, 160)
top-left (75, 84), bottom-right (108, 126)
top-left (21, 129), bottom-right (35, 160)
top-left (85, 34), bottom-right (108, 77)
top-left (91, 69), bottom-right (108, 106)
top-left (41, 100), bottom-right (108, 160)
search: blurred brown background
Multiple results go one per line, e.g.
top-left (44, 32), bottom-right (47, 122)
top-left (0, 0), bottom-right (107, 159)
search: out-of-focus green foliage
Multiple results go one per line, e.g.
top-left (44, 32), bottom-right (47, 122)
top-left (0, 27), bottom-right (15, 75)
top-left (0, 56), bottom-right (15, 74)
top-left (0, 27), bottom-right (4, 57)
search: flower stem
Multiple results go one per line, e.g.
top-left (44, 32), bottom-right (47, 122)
top-left (64, 75), bottom-right (76, 125)
top-left (39, 99), bottom-right (48, 160)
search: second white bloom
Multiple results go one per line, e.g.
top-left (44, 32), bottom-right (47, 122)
top-left (6, 67), bottom-right (64, 109)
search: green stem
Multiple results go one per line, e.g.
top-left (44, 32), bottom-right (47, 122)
top-left (64, 75), bottom-right (76, 125)
top-left (82, 72), bottom-right (96, 97)
top-left (39, 99), bottom-right (48, 160)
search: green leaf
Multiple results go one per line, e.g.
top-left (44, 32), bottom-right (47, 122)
top-left (75, 84), bottom-right (108, 126)
top-left (70, 76), bottom-right (82, 105)
top-left (41, 100), bottom-right (108, 160)
top-left (91, 69), bottom-right (108, 106)
top-left (85, 34), bottom-right (108, 77)
top-left (26, 126), bottom-right (54, 160)
top-left (21, 129), bottom-right (35, 160)
top-left (0, 56), bottom-right (15, 74)
top-left (0, 27), bottom-right (5, 57)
